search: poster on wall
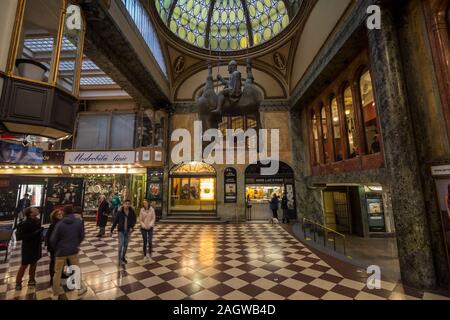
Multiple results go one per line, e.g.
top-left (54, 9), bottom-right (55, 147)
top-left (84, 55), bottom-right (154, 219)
top-left (224, 167), bottom-right (237, 203)
top-left (147, 168), bottom-right (164, 220)
top-left (0, 141), bottom-right (43, 164)
top-left (366, 194), bottom-right (386, 232)
top-left (433, 178), bottom-right (450, 258)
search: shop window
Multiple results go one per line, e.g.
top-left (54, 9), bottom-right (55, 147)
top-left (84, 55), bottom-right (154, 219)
top-left (311, 112), bottom-right (320, 165)
top-left (321, 105), bottom-right (330, 163)
top-left (331, 97), bottom-right (343, 161)
top-left (359, 70), bottom-right (380, 154)
top-left (13, 0), bottom-right (64, 83)
top-left (75, 113), bottom-right (136, 150)
top-left (344, 85), bottom-right (358, 158)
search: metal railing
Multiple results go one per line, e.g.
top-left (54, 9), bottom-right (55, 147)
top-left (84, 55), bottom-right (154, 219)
top-left (301, 217), bottom-right (347, 256)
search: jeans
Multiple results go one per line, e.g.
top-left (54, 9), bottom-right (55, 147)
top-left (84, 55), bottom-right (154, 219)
top-left (141, 228), bottom-right (154, 256)
top-left (118, 231), bottom-right (130, 261)
top-left (52, 254), bottom-right (80, 295)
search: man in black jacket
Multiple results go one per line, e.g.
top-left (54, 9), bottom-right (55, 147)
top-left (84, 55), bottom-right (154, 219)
top-left (110, 200), bottom-right (136, 265)
top-left (15, 207), bottom-right (42, 290)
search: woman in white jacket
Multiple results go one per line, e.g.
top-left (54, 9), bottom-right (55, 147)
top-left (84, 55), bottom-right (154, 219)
top-left (139, 199), bottom-right (156, 260)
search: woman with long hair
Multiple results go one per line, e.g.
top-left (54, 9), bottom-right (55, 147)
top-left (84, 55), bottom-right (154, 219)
top-left (139, 199), bottom-right (156, 260)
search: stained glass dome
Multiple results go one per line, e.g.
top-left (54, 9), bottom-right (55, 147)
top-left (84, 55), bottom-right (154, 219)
top-left (155, 0), bottom-right (303, 51)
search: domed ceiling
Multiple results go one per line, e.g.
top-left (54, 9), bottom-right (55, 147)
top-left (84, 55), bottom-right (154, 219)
top-left (155, 0), bottom-right (303, 51)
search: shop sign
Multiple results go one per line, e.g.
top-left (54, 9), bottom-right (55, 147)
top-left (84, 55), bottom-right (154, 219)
top-left (64, 151), bottom-right (136, 165)
top-left (431, 165), bottom-right (450, 176)
top-left (224, 167), bottom-right (237, 203)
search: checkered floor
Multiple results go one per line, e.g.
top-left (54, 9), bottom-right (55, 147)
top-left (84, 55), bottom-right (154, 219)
top-left (0, 222), bottom-right (449, 300)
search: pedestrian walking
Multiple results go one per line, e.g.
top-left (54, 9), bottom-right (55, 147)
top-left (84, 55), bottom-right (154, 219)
top-left (96, 195), bottom-right (110, 238)
top-left (139, 199), bottom-right (155, 260)
top-left (45, 209), bottom-right (64, 286)
top-left (110, 200), bottom-right (136, 265)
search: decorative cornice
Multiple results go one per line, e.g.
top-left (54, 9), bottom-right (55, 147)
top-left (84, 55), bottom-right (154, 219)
top-left (172, 100), bottom-right (291, 114)
top-left (289, 0), bottom-right (374, 110)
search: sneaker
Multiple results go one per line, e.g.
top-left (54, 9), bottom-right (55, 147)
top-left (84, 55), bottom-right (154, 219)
top-left (121, 258), bottom-right (128, 264)
top-left (15, 283), bottom-right (22, 291)
top-left (78, 287), bottom-right (88, 296)
top-left (28, 280), bottom-right (36, 287)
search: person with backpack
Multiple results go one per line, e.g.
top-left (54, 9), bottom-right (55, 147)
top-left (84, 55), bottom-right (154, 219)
top-left (110, 200), bottom-right (136, 265)
top-left (96, 195), bottom-right (110, 238)
top-left (111, 192), bottom-right (121, 222)
top-left (15, 207), bottom-right (43, 290)
top-left (50, 205), bottom-right (87, 298)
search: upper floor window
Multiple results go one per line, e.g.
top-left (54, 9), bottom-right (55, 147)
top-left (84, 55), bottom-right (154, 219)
top-left (331, 96), bottom-right (342, 161)
top-left (321, 105), bottom-right (330, 163)
top-left (343, 85), bottom-right (358, 158)
top-left (308, 60), bottom-right (382, 168)
top-left (312, 112), bottom-right (320, 165)
top-left (75, 112), bottom-right (136, 150)
top-left (359, 70), bottom-right (380, 154)
top-left (218, 115), bottom-right (259, 149)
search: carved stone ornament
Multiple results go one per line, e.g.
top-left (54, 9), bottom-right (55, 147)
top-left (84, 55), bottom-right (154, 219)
top-left (273, 52), bottom-right (286, 70)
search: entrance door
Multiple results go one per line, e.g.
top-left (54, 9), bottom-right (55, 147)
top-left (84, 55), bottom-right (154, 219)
top-left (323, 190), bottom-right (351, 233)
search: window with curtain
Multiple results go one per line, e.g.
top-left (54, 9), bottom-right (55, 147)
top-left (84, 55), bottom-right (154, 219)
top-left (359, 70), bottom-right (380, 154)
top-left (344, 85), bottom-right (358, 158)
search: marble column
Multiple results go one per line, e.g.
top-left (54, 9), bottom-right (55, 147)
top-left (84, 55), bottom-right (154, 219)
top-left (289, 108), bottom-right (324, 223)
top-left (367, 3), bottom-right (437, 288)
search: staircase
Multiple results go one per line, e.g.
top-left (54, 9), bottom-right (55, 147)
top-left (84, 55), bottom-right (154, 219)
top-left (158, 213), bottom-right (228, 224)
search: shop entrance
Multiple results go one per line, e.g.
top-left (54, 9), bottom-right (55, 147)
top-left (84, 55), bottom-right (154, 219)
top-left (169, 162), bottom-right (217, 214)
top-left (245, 162), bottom-right (297, 221)
top-left (323, 187), bottom-right (364, 236)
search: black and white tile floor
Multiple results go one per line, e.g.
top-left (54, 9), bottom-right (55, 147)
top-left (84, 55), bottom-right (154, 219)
top-left (0, 222), bottom-right (449, 300)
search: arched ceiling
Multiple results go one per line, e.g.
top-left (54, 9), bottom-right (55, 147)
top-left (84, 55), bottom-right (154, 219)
top-left (156, 0), bottom-right (303, 51)
top-left (142, 0), bottom-right (355, 103)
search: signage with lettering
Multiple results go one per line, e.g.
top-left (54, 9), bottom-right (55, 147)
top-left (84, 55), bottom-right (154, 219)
top-left (224, 167), bottom-right (237, 203)
top-left (64, 151), bottom-right (136, 165)
top-left (432, 165), bottom-right (450, 176)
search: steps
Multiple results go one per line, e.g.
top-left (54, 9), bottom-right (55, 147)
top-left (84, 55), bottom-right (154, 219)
top-left (159, 213), bottom-right (228, 224)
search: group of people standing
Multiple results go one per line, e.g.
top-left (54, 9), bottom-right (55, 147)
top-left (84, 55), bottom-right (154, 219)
top-left (13, 195), bottom-right (156, 299)
top-left (15, 205), bottom-right (86, 298)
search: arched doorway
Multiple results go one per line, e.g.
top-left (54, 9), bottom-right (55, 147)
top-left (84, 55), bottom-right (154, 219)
top-left (169, 162), bottom-right (217, 214)
top-left (245, 161), bottom-right (297, 221)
